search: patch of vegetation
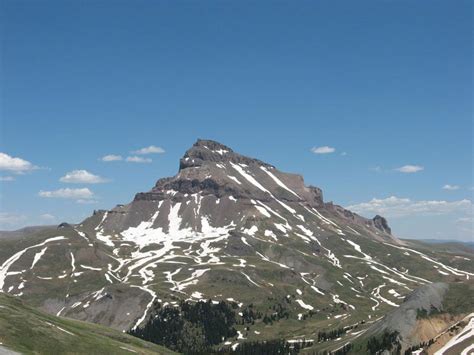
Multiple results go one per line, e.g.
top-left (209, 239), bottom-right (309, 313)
top-left (261, 296), bottom-right (291, 324)
top-left (129, 299), bottom-right (237, 353)
top-left (317, 328), bottom-right (345, 342)
top-left (212, 339), bottom-right (310, 354)
top-left (416, 283), bottom-right (473, 320)
top-left (416, 305), bottom-right (441, 319)
top-left (366, 331), bottom-right (401, 355)
top-left (442, 283), bottom-right (474, 315)
top-left (334, 343), bottom-right (353, 355)
top-left (310, 342), bottom-right (353, 355)
top-left (239, 303), bottom-right (263, 325)
top-left (404, 339), bottom-right (435, 355)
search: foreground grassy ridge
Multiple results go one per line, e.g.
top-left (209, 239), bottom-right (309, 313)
top-left (0, 293), bottom-right (175, 355)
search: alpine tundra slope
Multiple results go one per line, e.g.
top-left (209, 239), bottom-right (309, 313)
top-left (0, 140), bottom-right (472, 354)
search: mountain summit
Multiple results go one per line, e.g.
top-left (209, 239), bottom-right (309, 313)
top-left (0, 139), bottom-right (472, 354)
top-left (127, 139), bottom-right (394, 243)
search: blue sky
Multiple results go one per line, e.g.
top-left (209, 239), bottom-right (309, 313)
top-left (0, 0), bottom-right (472, 240)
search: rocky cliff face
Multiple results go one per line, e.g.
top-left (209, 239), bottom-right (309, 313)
top-left (131, 139), bottom-right (392, 242)
top-left (373, 215), bottom-right (392, 234)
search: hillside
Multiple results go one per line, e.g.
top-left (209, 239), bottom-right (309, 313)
top-left (0, 293), bottom-right (174, 354)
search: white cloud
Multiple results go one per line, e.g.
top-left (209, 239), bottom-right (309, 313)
top-left (0, 176), bottom-right (15, 181)
top-left (311, 146), bottom-right (336, 154)
top-left (126, 156), bottom-right (152, 163)
top-left (132, 145), bottom-right (165, 155)
top-left (60, 170), bottom-right (108, 184)
top-left (394, 165), bottom-right (424, 173)
top-left (38, 188), bottom-right (94, 200)
top-left (346, 196), bottom-right (472, 218)
top-left (100, 154), bottom-right (123, 162)
top-left (442, 184), bottom-right (460, 191)
top-left (0, 152), bottom-right (38, 173)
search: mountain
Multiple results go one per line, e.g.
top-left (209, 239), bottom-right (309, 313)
top-left (0, 139), bottom-right (472, 354)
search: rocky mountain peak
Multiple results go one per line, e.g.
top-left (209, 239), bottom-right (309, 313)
top-left (131, 139), bottom-right (396, 243)
top-left (373, 215), bottom-right (391, 234)
top-left (194, 139), bottom-right (234, 152)
top-left (179, 139), bottom-right (272, 171)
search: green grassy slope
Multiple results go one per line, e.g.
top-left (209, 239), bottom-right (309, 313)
top-left (0, 293), bottom-right (176, 355)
